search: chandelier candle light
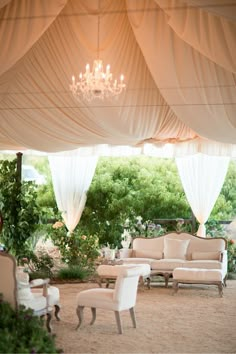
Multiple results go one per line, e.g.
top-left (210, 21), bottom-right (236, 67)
top-left (70, 1), bottom-right (126, 102)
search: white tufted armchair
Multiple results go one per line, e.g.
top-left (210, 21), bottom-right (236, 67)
top-left (76, 265), bottom-right (143, 334)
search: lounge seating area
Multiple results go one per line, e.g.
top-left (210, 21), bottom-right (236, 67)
top-left (120, 232), bottom-right (228, 292)
top-left (1, 238), bottom-right (236, 352)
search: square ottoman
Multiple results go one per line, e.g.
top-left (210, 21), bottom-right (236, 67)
top-left (172, 267), bottom-right (224, 297)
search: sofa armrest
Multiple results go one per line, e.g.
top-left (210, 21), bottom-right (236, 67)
top-left (220, 250), bottom-right (227, 263)
top-left (30, 278), bottom-right (49, 287)
top-left (220, 250), bottom-right (228, 277)
top-left (30, 278), bottom-right (50, 297)
top-left (119, 248), bottom-right (133, 258)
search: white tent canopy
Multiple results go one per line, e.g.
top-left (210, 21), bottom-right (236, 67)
top-left (0, 0), bottom-right (235, 155)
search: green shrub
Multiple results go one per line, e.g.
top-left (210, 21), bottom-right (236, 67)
top-left (0, 295), bottom-right (61, 354)
top-left (56, 265), bottom-right (90, 280)
top-left (18, 250), bottom-right (54, 278)
top-left (29, 270), bottom-right (51, 280)
top-left (227, 239), bottom-right (236, 273)
top-left (48, 222), bottom-right (99, 268)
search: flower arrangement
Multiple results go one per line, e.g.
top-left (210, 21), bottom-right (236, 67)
top-left (176, 218), bottom-right (185, 232)
top-left (122, 216), bottom-right (165, 239)
top-left (121, 229), bottom-right (132, 248)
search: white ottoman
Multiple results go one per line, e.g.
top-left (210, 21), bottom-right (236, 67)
top-left (97, 264), bottom-right (151, 288)
top-left (172, 267), bottom-right (224, 297)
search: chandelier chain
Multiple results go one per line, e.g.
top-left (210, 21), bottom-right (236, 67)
top-left (97, 0), bottom-right (100, 60)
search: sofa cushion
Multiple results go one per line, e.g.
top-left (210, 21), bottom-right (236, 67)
top-left (191, 251), bottom-right (221, 261)
top-left (151, 259), bottom-right (185, 270)
top-left (134, 250), bottom-right (163, 259)
top-left (183, 260), bottom-right (222, 270)
top-left (164, 238), bottom-right (190, 260)
top-left (173, 268), bottom-right (223, 282)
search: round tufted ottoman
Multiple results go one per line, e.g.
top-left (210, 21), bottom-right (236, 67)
top-left (96, 263), bottom-right (151, 288)
top-left (172, 267), bottom-right (224, 297)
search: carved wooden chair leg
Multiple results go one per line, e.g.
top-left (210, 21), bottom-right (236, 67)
top-left (164, 273), bottom-right (170, 287)
top-left (223, 275), bottom-right (227, 287)
top-left (114, 311), bottom-right (123, 334)
top-left (90, 307), bottom-right (96, 325)
top-left (218, 282), bottom-right (224, 297)
top-left (146, 277), bottom-right (151, 289)
top-left (54, 304), bottom-right (61, 321)
top-left (45, 312), bottom-right (52, 333)
top-left (76, 306), bottom-right (84, 330)
top-left (129, 307), bottom-right (137, 328)
top-left (172, 280), bottom-right (179, 294)
top-left (105, 280), bottom-right (110, 288)
top-left (138, 276), bottom-right (146, 291)
top-left (96, 277), bottom-right (102, 288)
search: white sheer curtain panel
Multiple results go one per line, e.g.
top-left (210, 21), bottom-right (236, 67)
top-left (176, 153), bottom-right (230, 237)
top-left (49, 150), bottom-right (98, 233)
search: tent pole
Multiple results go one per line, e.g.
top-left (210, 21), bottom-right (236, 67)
top-left (16, 152), bottom-right (23, 183)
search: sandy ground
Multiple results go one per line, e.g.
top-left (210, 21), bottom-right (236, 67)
top-left (52, 280), bottom-right (236, 354)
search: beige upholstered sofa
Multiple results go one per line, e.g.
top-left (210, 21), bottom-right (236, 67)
top-left (119, 232), bottom-right (228, 287)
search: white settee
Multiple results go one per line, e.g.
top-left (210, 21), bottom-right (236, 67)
top-left (119, 232), bottom-right (228, 287)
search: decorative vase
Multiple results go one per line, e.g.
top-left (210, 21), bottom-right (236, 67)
top-left (121, 239), bottom-right (131, 249)
top-left (104, 248), bottom-right (116, 261)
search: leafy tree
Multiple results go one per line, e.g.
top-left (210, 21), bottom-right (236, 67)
top-left (79, 157), bottom-right (191, 246)
top-left (79, 157), bottom-right (236, 246)
top-left (217, 160), bottom-right (236, 218)
top-left (0, 159), bottom-right (41, 256)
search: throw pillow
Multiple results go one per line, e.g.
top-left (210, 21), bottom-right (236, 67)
top-left (164, 238), bottom-right (190, 259)
top-left (191, 251), bottom-right (221, 261)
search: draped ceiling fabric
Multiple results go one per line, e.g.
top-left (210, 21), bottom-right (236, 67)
top-left (0, 0), bottom-right (235, 155)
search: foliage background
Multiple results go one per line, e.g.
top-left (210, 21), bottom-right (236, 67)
top-left (0, 154), bottom-right (235, 251)
top-left (0, 159), bottom-right (41, 256)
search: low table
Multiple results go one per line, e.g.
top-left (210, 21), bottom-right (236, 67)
top-left (172, 267), bottom-right (224, 297)
top-left (147, 270), bottom-right (173, 288)
top-left (96, 263), bottom-right (151, 288)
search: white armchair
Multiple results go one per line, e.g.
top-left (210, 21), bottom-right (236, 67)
top-left (31, 279), bottom-right (61, 321)
top-left (0, 251), bottom-right (60, 332)
top-left (76, 265), bottom-right (143, 334)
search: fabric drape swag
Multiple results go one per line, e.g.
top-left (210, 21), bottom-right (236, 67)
top-left (176, 154), bottom-right (230, 237)
top-left (49, 150), bottom-right (98, 233)
top-left (0, 0), bottom-right (235, 152)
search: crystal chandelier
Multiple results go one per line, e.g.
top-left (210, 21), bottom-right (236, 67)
top-left (70, 1), bottom-right (126, 102)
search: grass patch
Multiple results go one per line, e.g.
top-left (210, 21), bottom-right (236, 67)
top-left (29, 270), bottom-right (51, 280)
top-left (56, 265), bottom-right (90, 280)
